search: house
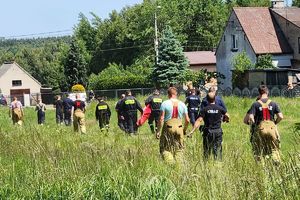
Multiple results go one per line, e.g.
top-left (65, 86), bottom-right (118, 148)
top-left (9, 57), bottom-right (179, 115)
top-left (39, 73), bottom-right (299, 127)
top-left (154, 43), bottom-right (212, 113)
top-left (216, 0), bottom-right (300, 89)
top-left (184, 51), bottom-right (216, 72)
top-left (0, 61), bottom-right (42, 105)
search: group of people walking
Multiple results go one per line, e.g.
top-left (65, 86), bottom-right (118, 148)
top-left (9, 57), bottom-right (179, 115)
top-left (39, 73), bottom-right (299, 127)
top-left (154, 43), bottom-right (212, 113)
top-left (7, 84), bottom-right (283, 165)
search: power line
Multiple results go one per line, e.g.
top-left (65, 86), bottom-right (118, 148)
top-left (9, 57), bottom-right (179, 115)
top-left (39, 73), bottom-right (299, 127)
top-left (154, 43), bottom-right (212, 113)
top-left (2, 29), bottom-right (73, 39)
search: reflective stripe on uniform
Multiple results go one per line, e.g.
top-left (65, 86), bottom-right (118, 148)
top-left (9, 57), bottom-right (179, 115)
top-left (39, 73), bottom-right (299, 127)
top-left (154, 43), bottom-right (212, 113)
top-left (125, 99), bottom-right (135, 105)
top-left (153, 98), bottom-right (162, 103)
top-left (98, 105), bottom-right (108, 110)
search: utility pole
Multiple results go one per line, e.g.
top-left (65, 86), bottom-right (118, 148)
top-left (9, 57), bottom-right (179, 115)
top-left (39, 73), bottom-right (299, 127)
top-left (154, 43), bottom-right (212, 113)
top-left (154, 6), bottom-right (161, 65)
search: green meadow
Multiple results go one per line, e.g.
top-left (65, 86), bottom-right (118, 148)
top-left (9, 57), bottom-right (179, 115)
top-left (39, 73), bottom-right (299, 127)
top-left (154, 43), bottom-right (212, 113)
top-left (0, 96), bottom-right (299, 199)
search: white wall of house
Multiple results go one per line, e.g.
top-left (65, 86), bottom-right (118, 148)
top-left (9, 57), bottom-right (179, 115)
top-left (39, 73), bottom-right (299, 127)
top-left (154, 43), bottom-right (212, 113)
top-left (216, 12), bottom-right (257, 89)
top-left (0, 64), bottom-right (41, 96)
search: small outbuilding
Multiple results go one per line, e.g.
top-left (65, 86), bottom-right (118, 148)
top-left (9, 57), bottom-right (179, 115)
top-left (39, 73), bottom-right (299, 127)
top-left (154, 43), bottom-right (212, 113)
top-left (184, 51), bottom-right (216, 72)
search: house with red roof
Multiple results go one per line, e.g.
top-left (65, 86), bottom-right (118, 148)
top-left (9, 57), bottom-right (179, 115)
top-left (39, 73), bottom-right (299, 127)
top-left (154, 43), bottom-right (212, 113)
top-left (184, 51), bottom-right (216, 72)
top-left (216, 0), bottom-right (300, 89)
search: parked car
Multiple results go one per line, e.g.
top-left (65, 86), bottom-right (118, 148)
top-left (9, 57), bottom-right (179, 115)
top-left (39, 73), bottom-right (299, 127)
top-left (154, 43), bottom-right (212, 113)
top-left (0, 94), bottom-right (7, 106)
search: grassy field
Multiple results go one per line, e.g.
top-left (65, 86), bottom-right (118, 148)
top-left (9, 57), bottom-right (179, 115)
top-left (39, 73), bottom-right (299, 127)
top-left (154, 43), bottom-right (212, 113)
top-left (0, 96), bottom-right (299, 199)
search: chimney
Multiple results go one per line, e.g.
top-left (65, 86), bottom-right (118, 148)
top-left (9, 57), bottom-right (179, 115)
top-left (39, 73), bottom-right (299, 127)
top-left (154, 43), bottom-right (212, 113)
top-left (271, 0), bottom-right (285, 8)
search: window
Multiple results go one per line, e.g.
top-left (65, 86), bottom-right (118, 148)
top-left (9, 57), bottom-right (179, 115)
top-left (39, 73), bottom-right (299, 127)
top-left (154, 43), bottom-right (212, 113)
top-left (298, 37), bottom-right (300, 54)
top-left (12, 80), bottom-right (22, 87)
top-left (231, 34), bottom-right (238, 51)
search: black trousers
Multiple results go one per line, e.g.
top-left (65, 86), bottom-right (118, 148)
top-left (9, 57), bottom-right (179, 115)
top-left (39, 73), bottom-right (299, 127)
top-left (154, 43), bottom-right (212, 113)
top-left (124, 111), bottom-right (138, 134)
top-left (56, 111), bottom-right (64, 124)
top-left (37, 110), bottom-right (45, 124)
top-left (148, 110), bottom-right (160, 133)
top-left (188, 110), bottom-right (199, 126)
top-left (203, 128), bottom-right (223, 160)
top-left (98, 113), bottom-right (110, 130)
top-left (64, 109), bottom-right (72, 126)
top-left (117, 115), bottom-right (126, 131)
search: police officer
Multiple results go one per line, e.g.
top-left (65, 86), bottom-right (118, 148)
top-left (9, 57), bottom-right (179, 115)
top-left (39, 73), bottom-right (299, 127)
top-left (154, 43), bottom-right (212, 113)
top-left (63, 94), bottom-right (73, 126)
top-left (247, 85), bottom-right (283, 164)
top-left (120, 90), bottom-right (143, 135)
top-left (200, 87), bottom-right (227, 112)
top-left (95, 97), bottom-right (111, 132)
top-left (72, 94), bottom-right (86, 134)
top-left (185, 89), bottom-right (201, 126)
top-left (54, 95), bottom-right (64, 125)
top-left (145, 89), bottom-right (163, 133)
top-left (156, 87), bottom-right (189, 164)
top-left (115, 94), bottom-right (126, 131)
top-left (189, 92), bottom-right (229, 161)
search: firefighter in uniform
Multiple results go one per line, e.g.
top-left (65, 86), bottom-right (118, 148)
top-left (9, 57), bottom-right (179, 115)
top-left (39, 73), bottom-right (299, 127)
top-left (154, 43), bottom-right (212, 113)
top-left (120, 90), bottom-right (143, 135)
top-left (156, 87), bottom-right (189, 164)
top-left (247, 85), bottom-right (283, 164)
top-left (95, 97), bottom-right (111, 132)
top-left (145, 89), bottom-right (163, 133)
top-left (115, 94), bottom-right (126, 131)
top-left (72, 94), bottom-right (86, 134)
top-left (185, 89), bottom-right (201, 126)
top-left (9, 97), bottom-right (24, 126)
top-left (189, 92), bottom-right (229, 161)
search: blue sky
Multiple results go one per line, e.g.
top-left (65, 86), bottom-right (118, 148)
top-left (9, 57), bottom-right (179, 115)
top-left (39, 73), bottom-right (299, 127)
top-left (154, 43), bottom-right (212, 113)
top-left (0, 0), bottom-right (143, 38)
top-left (0, 0), bottom-right (294, 39)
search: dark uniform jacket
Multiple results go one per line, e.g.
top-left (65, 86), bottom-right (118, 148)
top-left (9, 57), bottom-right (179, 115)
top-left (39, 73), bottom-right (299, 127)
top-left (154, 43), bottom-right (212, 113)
top-left (145, 95), bottom-right (162, 111)
top-left (200, 104), bottom-right (227, 130)
top-left (185, 95), bottom-right (201, 111)
top-left (95, 101), bottom-right (111, 120)
top-left (63, 98), bottom-right (74, 112)
top-left (121, 96), bottom-right (143, 113)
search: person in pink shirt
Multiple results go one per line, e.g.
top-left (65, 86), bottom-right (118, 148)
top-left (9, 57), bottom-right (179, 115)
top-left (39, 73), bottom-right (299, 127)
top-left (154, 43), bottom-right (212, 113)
top-left (9, 97), bottom-right (24, 126)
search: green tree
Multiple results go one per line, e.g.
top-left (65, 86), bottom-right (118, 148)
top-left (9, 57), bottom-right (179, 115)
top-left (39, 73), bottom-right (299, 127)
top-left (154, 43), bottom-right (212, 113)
top-left (152, 26), bottom-right (188, 87)
top-left (292, 0), bottom-right (300, 7)
top-left (256, 54), bottom-right (274, 69)
top-left (232, 51), bottom-right (253, 87)
top-left (64, 39), bottom-right (88, 90)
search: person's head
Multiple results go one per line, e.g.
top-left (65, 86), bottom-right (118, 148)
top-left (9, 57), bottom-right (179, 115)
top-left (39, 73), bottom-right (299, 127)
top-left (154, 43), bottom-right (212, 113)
top-left (125, 90), bottom-right (132, 96)
top-left (208, 86), bottom-right (217, 93)
top-left (76, 93), bottom-right (80, 100)
top-left (66, 93), bottom-right (70, 98)
top-left (98, 97), bottom-right (103, 102)
top-left (13, 96), bottom-right (17, 101)
top-left (121, 94), bottom-right (125, 99)
top-left (56, 95), bottom-right (61, 100)
top-left (207, 92), bottom-right (216, 103)
top-left (153, 89), bottom-right (160, 95)
top-left (191, 88), bottom-right (196, 95)
top-left (37, 98), bottom-right (42, 103)
top-left (167, 87), bottom-right (178, 98)
top-left (258, 85), bottom-right (269, 96)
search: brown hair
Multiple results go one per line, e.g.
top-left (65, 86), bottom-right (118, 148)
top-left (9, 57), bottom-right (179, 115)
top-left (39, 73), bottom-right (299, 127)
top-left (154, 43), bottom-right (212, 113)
top-left (167, 87), bottom-right (178, 97)
top-left (207, 92), bottom-right (215, 103)
top-left (258, 85), bottom-right (269, 95)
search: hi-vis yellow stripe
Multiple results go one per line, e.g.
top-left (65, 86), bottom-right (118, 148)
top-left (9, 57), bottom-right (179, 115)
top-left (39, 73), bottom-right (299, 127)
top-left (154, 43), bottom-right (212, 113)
top-left (153, 98), bottom-right (162, 103)
top-left (98, 105), bottom-right (108, 110)
top-left (125, 99), bottom-right (135, 105)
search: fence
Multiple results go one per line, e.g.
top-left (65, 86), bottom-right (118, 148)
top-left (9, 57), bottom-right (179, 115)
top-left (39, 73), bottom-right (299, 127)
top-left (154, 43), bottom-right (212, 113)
top-left (1, 86), bottom-right (299, 107)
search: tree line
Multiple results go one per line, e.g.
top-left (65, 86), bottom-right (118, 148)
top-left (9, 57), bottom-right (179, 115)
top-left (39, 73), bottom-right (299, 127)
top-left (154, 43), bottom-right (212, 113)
top-left (0, 0), bottom-right (273, 91)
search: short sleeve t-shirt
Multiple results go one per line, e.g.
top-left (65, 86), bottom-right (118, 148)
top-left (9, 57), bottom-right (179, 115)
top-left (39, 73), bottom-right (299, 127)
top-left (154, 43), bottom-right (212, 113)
top-left (199, 104), bottom-right (226, 129)
top-left (160, 99), bottom-right (188, 122)
top-left (10, 101), bottom-right (22, 109)
top-left (249, 98), bottom-right (280, 125)
top-left (73, 100), bottom-right (85, 111)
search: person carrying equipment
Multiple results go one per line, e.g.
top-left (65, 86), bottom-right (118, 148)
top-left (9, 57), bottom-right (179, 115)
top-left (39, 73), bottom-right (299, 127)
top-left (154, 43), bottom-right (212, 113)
top-left (72, 94), bottom-right (86, 134)
top-left (54, 95), bottom-right (64, 125)
top-left (185, 88), bottom-right (201, 126)
top-left (145, 89), bottom-right (163, 133)
top-left (63, 93), bottom-right (73, 126)
top-left (9, 96), bottom-right (24, 126)
top-left (35, 98), bottom-right (46, 125)
top-left (120, 90), bottom-right (143, 135)
top-left (247, 85), bottom-right (283, 164)
top-left (115, 94), bottom-right (126, 131)
top-left (95, 97), bottom-right (111, 132)
top-left (156, 87), bottom-right (189, 164)
top-left (188, 92), bottom-right (229, 161)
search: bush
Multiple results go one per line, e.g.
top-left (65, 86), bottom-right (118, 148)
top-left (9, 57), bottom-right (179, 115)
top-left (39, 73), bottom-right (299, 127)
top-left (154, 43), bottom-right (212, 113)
top-left (89, 63), bottom-right (152, 90)
top-left (71, 84), bottom-right (86, 92)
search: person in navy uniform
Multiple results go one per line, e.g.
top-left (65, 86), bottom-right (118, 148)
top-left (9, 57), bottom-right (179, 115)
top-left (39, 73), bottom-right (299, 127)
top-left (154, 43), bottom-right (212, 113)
top-left (145, 89), bottom-right (163, 133)
top-left (95, 97), bottom-right (111, 132)
top-left (185, 89), bottom-right (201, 126)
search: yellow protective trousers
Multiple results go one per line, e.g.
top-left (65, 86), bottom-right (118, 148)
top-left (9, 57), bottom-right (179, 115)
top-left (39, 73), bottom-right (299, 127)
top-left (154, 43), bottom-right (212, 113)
top-left (252, 120), bottom-right (280, 163)
top-left (12, 108), bottom-right (23, 126)
top-left (73, 109), bottom-right (86, 134)
top-left (159, 118), bottom-right (184, 164)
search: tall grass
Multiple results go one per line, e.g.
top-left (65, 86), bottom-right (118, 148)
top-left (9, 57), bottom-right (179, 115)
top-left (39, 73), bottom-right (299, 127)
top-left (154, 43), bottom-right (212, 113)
top-left (0, 96), bottom-right (299, 199)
